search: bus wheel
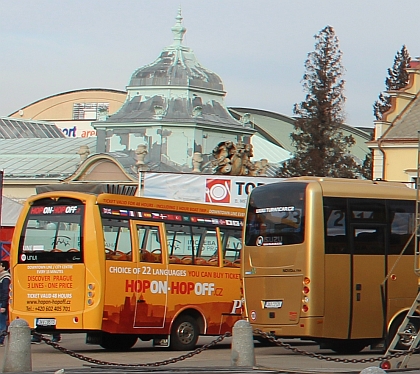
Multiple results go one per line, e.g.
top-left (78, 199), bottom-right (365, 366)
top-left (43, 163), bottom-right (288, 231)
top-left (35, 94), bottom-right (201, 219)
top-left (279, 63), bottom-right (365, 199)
top-left (139, 335), bottom-right (153, 342)
top-left (329, 339), bottom-right (367, 354)
top-left (255, 336), bottom-right (276, 346)
top-left (388, 314), bottom-right (420, 350)
top-left (170, 315), bottom-right (199, 351)
top-left (100, 333), bottom-right (138, 351)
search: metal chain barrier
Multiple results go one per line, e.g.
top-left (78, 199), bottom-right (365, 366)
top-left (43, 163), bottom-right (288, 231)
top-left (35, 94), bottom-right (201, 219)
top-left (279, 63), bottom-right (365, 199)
top-left (33, 332), bottom-right (231, 367)
top-left (254, 329), bottom-right (420, 364)
top-left (32, 329), bottom-right (420, 367)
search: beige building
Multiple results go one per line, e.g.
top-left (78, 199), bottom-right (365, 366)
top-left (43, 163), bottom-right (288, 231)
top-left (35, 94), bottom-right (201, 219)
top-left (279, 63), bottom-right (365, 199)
top-left (9, 88), bottom-right (126, 138)
top-left (370, 59), bottom-right (420, 184)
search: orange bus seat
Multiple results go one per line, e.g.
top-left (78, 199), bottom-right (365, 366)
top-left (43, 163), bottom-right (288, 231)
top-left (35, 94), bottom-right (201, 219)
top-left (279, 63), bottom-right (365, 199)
top-left (232, 259), bottom-right (241, 267)
top-left (207, 257), bottom-right (219, 266)
top-left (151, 249), bottom-right (162, 263)
top-left (195, 257), bottom-right (207, 265)
top-left (169, 255), bottom-right (181, 264)
top-left (223, 259), bottom-right (233, 267)
top-left (110, 251), bottom-right (127, 261)
top-left (140, 249), bottom-right (151, 262)
top-left (181, 256), bottom-right (193, 265)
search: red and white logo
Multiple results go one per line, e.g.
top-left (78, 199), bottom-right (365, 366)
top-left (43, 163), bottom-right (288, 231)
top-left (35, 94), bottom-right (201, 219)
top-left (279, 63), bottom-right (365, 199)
top-left (205, 179), bottom-right (231, 203)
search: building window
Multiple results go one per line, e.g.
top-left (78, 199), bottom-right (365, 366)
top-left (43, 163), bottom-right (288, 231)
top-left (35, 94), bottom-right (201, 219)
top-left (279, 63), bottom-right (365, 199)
top-left (72, 103), bottom-right (109, 120)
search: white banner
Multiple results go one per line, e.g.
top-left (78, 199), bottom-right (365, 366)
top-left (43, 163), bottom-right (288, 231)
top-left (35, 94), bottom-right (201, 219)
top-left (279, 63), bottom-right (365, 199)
top-left (142, 173), bottom-right (281, 208)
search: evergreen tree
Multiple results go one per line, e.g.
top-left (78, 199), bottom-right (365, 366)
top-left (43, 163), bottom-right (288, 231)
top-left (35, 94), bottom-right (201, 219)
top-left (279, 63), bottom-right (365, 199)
top-left (278, 26), bottom-right (361, 178)
top-left (361, 151), bottom-right (372, 180)
top-left (373, 45), bottom-right (411, 120)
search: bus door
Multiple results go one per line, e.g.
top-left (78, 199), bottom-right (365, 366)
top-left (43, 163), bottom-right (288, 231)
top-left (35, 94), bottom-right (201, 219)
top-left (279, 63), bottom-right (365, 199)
top-left (103, 218), bottom-right (136, 332)
top-left (350, 224), bottom-right (387, 339)
top-left (133, 222), bottom-right (168, 328)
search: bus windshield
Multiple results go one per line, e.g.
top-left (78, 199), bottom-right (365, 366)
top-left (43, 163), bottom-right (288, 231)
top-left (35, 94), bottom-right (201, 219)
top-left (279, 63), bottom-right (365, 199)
top-left (18, 198), bottom-right (83, 263)
top-left (245, 182), bottom-right (306, 246)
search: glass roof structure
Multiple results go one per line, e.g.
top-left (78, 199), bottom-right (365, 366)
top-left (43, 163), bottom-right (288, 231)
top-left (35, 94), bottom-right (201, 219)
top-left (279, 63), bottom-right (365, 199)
top-left (0, 117), bottom-right (65, 139)
top-left (0, 138), bottom-right (97, 179)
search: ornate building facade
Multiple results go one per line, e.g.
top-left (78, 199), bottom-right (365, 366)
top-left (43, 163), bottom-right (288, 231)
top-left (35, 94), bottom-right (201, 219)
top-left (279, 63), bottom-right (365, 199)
top-left (92, 10), bottom-right (257, 175)
top-left (369, 59), bottom-right (420, 184)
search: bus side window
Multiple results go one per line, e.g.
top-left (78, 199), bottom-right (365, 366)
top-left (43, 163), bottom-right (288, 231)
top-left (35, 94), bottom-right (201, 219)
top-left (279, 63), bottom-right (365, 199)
top-left (389, 201), bottom-right (415, 255)
top-left (353, 228), bottom-right (385, 255)
top-left (166, 224), bottom-right (193, 264)
top-left (197, 229), bottom-right (218, 265)
top-left (103, 219), bottom-right (132, 261)
top-left (324, 198), bottom-right (349, 254)
top-left (220, 228), bottom-right (242, 267)
top-left (166, 224), bottom-right (217, 266)
top-left (136, 225), bottom-right (162, 263)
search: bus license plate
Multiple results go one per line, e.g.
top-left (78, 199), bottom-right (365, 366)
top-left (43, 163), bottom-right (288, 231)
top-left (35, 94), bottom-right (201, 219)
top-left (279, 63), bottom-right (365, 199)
top-left (263, 300), bottom-right (283, 309)
top-left (36, 318), bottom-right (56, 327)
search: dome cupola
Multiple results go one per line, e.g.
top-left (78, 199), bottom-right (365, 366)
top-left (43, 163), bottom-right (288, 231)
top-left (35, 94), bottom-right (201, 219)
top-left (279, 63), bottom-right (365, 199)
top-left (128, 9), bottom-right (224, 92)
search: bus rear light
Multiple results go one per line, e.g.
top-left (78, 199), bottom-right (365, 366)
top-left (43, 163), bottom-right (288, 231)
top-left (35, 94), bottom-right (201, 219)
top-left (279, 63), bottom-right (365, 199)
top-left (380, 360), bottom-right (391, 370)
top-left (303, 296), bottom-right (309, 303)
top-left (73, 317), bottom-right (79, 323)
top-left (303, 286), bottom-right (310, 294)
top-left (88, 283), bottom-right (95, 290)
top-left (303, 277), bottom-right (310, 285)
top-left (302, 305), bottom-right (309, 313)
top-left (87, 291), bottom-right (95, 298)
top-left (87, 299), bottom-right (94, 306)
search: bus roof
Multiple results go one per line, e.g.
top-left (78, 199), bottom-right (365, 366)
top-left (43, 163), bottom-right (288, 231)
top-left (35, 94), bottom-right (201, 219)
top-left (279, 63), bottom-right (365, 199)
top-left (256, 177), bottom-right (416, 200)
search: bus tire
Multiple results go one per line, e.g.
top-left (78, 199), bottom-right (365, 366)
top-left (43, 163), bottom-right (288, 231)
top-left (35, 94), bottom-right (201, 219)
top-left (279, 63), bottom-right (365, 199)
top-left (100, 333), bottom-right (138, 351)
top-left (387, 313), bottom-right (420, 350)
top-left (329, 339), bottom-right (367, 354)
top-left (255, 336), bottom-right (276, 346)
top-left (139, 335), bottom-right (153, 342)
top-left (170, 315), bottom-right (199, 351)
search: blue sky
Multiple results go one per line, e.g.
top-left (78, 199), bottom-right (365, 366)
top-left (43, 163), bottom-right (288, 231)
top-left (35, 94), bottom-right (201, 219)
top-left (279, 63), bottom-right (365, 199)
top-left (1, 0), bottom-right (420, 128)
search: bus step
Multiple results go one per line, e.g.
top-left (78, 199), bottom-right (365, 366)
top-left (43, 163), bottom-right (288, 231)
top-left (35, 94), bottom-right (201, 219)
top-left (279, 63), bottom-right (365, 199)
top-left (388, 349), bottom-right (406, 354)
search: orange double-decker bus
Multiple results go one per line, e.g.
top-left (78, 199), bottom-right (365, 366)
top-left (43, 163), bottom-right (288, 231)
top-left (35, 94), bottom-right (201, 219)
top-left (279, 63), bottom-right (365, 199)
top-left (10, 189), bottom-right (244, 350)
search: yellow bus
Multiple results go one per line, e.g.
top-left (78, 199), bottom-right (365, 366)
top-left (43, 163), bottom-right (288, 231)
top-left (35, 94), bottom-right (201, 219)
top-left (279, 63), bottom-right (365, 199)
top-left (242, 176), bottom-right (418, 354)
top-left (10, 189), bottom-right (244, 351)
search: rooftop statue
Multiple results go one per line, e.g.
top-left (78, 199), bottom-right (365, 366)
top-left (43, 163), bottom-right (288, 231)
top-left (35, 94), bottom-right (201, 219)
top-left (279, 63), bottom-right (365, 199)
top-left (212, 141), bottom-right (255, 176)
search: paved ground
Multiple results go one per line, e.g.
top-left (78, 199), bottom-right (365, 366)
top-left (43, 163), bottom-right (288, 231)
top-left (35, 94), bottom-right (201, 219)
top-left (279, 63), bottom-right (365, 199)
top-left (1, 334), bottom-right (420, 373)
